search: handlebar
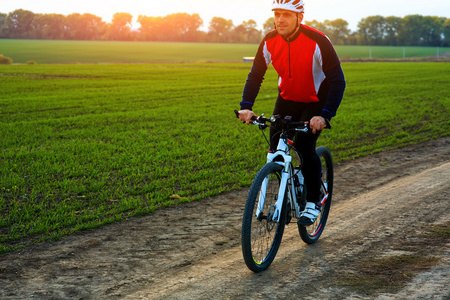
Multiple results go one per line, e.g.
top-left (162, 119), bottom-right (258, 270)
top-left (234, 109), bottom-right (310, 130)
top-left (234, 110), bottom-right (331, 131)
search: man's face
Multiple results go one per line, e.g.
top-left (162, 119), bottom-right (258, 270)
top-left (273, 9), bottom-right (302, 37)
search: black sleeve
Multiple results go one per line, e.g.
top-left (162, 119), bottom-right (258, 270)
top-left (240, 38), bottom-right (269, 111)
top-left (240, 61), bottom-right (267, 110)
top-left (320, 65), bottom-right (346, 120)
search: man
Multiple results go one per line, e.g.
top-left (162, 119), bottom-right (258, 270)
top-left (237, 0), bottom-right (346, 225)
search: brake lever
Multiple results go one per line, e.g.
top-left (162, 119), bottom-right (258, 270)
top-left (295, 122), bottom-right (310, 133)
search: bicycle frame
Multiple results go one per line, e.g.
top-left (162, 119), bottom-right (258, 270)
top-left (255, 127), bottom-right (308, 223)
top-left (234, 110), bottom-right (330, 226)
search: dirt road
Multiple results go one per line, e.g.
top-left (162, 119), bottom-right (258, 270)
top-left (1, 137), bottom-right (449, 299)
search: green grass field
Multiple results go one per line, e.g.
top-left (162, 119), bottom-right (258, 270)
top-left (1, 39), bottom-right (449, 64)
top-left (0, 47), bottom-right (449, 253)
top-left (1, 39), bottom-right (259, 64)
top-left (336, 45), bottom-right (448, 59)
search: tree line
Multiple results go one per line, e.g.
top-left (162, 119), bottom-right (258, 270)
top-left (1, 9), bottom-right (449, 46)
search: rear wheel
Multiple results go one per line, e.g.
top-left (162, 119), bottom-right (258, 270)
top-left (298, 146), bottom-right (333, 244)
top-left (241, 162), bottom-right (287, 272)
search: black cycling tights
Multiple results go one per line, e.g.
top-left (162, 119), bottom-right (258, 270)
top-left (270, 126), bottom-right (322, 204)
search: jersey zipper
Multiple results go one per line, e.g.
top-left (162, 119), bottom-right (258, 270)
top-left (288, 42), bottom-right (292, 78)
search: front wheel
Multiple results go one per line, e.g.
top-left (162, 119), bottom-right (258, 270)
top-left (298, 146), bottom-right (333, 244)
top-left (241, 162), bottom-right (287, 272)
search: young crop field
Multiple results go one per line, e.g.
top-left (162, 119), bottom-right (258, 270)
top-left (0, 62), bottom-right (449, 253)
top-left (1, 39), bottom-right (450, 64)
top-left (336, 45), bottom-right (449, 59)
top-left (1, 39), bottom-right (259, 64)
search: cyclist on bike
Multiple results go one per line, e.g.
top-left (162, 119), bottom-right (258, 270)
top-left (238, 0), bottom-right (346, 225)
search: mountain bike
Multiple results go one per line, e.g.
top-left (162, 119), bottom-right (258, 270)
top-left (235, 110), bottom-right (333, 273)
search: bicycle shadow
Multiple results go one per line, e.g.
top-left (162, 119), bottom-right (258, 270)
top-left (238, 234), bottom-right (335, 295)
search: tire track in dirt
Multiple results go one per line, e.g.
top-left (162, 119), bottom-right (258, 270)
top-left (125, 162), bottom-right (450, 300)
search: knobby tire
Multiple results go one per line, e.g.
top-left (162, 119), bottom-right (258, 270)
top-left (241, 162), bottom-right (287, 272)
top-left (298, 146), bottom-right (333, 244)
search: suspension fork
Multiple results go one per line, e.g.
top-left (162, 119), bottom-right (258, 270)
top-left (255, 170), bottom-right (290, 222)
top-left (256, 136), bottom-right (297, 222)
top-left (255, 176), bottom-right (269, 218)
top-left (272, 171), bottom-right (289, 222)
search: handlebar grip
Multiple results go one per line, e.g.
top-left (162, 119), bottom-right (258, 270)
top-left (234, 110), bottom-right (258, 123)
top-left (234, 110), bottom-right (246, 124)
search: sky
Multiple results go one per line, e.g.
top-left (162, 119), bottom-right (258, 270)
top-left (2, 0), bottom-right (449, 32)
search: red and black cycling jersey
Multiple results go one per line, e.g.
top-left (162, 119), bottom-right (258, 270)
top-left (241, 24), bottom-right (345, 121)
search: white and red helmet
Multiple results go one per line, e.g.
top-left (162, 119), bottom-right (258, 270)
top-left (272, 0), bottom-right (305, 13)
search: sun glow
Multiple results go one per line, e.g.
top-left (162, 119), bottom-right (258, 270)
top-left (2, 0), bottom-right (449, 33)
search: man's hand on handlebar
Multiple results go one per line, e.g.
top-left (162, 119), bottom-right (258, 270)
top-left (238, 109), bottom-right (257, 125)
top-left (235, 110), bottom-right (330, 133)
top-left (310, 116), bottom-right (328, 134)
